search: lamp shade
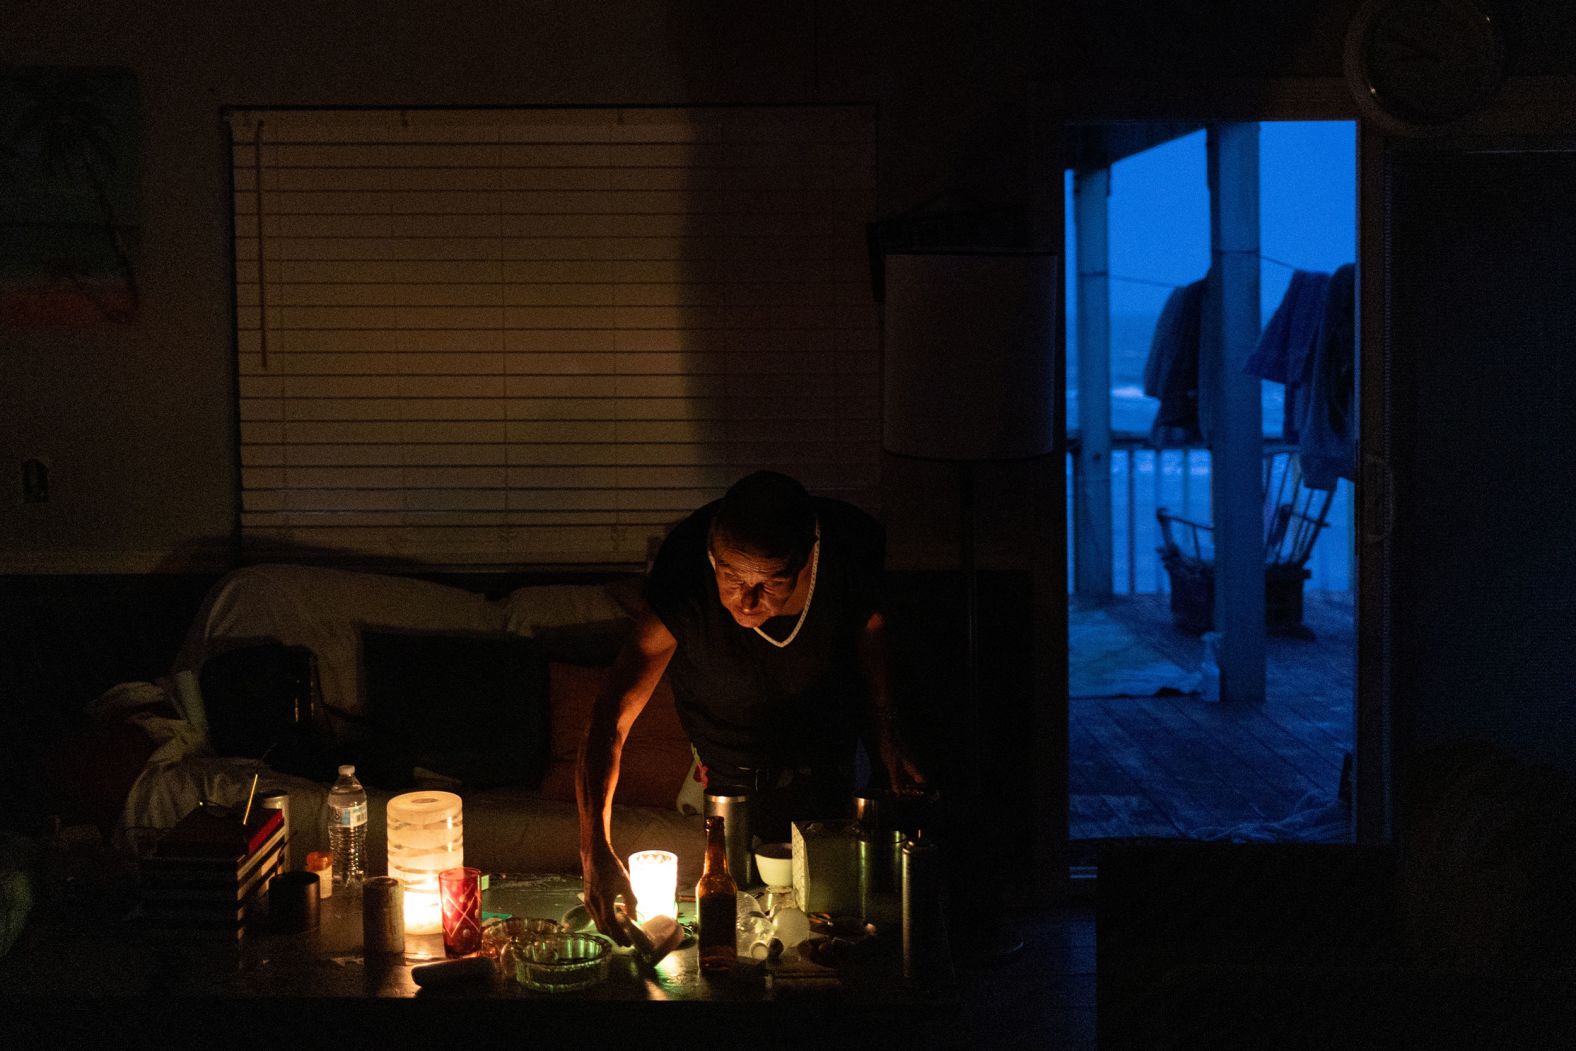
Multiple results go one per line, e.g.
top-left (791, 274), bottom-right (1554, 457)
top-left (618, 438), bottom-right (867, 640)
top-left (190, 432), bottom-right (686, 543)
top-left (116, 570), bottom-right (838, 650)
top-left (882, 252), bottom-right (1059, 461)
top-left (386, 790), bottom-right (463, 936)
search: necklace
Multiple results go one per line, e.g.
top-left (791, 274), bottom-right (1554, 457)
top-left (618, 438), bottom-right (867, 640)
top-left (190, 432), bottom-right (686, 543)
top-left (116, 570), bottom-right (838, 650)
top-left (754, 537), bottom-right (819, 649)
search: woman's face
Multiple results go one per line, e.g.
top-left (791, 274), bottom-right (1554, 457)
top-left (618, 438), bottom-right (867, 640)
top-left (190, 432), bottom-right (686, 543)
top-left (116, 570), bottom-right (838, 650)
top-left (707, 539), bottom-right (805, 628)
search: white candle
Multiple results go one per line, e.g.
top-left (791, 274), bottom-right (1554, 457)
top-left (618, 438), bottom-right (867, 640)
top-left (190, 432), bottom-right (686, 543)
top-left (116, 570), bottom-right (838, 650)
top-left (628, 849), bottom-right (678, 922)
top-left (404, 881), bottom-right (443, 936)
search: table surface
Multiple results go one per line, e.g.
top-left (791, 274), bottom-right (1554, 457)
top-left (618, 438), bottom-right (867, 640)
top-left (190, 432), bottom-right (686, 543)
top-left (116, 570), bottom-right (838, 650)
top-left (0, 872), bottom-right (949, 1009)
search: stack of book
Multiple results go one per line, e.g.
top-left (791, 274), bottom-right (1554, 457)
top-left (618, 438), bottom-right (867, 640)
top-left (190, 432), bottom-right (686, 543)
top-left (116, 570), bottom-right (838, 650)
top-left (140, 805), bottom-right (287, 939)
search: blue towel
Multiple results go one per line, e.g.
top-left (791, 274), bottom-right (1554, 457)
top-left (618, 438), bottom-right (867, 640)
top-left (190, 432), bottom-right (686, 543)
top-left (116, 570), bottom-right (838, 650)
top-left (1298, 263), bottom-right (1356, 490)
top-left (1142, 276), bottom-right (1208, 447)
top-left (1247, 269), bottom-right (1332, 444)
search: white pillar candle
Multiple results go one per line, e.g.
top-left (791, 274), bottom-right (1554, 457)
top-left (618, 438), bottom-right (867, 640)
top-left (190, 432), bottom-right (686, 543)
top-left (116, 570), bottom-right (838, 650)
top-left (628, 849), bottom-right (678, 922)
top-left (386, 791), bottom-right (463, 936)
top-left (403, 883), bottom-right (443, 937)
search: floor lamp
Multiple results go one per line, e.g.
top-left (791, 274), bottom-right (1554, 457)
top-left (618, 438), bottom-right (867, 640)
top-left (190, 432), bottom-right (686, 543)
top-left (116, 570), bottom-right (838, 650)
top-left (882, 251), bottom-right (1059, 963)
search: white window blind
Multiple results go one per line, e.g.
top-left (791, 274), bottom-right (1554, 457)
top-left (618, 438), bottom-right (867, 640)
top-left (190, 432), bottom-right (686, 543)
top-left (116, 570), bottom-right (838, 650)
top-left (227, 106), bottom-right (878, 567)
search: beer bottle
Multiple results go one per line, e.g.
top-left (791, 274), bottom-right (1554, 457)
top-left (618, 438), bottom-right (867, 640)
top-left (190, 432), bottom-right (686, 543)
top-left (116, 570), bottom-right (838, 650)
top-left (696, 814), bottom-right (738, 973)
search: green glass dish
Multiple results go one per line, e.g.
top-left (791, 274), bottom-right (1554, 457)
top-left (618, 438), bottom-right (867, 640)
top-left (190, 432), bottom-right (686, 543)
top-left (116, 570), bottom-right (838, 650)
top-left (481, 916), bottom-right (563, 974)
top-left (511, 930), bottom-right (614, 993)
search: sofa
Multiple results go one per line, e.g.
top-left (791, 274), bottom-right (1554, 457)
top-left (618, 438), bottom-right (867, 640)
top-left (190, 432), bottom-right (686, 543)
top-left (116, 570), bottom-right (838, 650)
top-left (31, 558), bottom-right (1034, 917)
top-left (112, 563), bottom-right (707, 885)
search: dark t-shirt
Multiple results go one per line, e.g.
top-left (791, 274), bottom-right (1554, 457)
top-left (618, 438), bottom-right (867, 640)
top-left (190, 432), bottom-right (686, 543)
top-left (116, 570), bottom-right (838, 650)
top-left (643, 496), bottom-right (885, 774)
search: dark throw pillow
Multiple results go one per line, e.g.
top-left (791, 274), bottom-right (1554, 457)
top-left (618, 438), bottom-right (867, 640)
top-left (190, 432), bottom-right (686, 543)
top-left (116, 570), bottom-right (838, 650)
top-left (198, 641), bottom-right (336, 780)
top-left (530, 619), bottom-right (632, 667)
top-left (361, 629), bottom-right (550, 790)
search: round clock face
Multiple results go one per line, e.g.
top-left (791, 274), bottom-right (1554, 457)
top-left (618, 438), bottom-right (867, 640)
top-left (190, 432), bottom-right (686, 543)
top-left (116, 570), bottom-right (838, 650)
top-left (1348, 0), bottom-right (1506, 131)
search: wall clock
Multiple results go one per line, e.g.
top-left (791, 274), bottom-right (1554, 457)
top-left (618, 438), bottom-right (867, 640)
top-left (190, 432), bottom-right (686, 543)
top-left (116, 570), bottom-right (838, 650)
top-left (1345, 0), bottom-right (1507, 134)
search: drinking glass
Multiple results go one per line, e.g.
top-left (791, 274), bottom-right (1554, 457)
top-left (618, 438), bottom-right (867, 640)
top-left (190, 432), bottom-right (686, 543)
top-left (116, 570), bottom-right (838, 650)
top-left (439, 866), bottom-right (483, 957)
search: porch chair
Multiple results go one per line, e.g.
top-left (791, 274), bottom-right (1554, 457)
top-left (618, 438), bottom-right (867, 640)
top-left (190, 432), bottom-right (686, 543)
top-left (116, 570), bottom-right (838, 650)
top-left (1156, 450), bottom-right (1335, 634)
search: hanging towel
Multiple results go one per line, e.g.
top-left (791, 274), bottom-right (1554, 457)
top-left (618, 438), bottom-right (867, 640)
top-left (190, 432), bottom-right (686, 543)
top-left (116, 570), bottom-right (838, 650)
top-left (1246, 269), bottom-right (1332, 444)
top-left (1298, 263), bottom-right (1357, 490)
top-left (1142, 276), bottom-right (1207, 447)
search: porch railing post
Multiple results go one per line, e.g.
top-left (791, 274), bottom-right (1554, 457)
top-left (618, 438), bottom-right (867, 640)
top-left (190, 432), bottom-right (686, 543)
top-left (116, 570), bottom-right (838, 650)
top-left (1205, 122), bottom-right (1266, 703)
top-left (1073, 166), bottom-right (1114, 597)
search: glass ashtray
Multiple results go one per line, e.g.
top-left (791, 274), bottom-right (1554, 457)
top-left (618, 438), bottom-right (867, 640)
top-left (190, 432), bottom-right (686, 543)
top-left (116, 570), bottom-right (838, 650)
top-left (511, 930), bottom-right (614, 993)
top-left (481, 916), bottom-right (563, 973)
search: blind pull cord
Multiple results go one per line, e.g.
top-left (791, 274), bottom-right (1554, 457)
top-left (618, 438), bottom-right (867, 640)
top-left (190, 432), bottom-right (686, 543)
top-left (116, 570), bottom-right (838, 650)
top-left (253, 120), bottom-right (269, 371)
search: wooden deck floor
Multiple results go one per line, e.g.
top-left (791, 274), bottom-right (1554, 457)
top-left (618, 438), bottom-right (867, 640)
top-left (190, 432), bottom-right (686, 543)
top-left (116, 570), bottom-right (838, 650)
top-left (1070, 591), bottom-right (1355, 846)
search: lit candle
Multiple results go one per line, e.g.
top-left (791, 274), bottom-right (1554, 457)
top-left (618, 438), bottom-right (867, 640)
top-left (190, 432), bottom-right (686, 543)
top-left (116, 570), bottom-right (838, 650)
top-left (386, 791), bottom-right (463, 936)
top-left (403, 877), bottom-right (443, 936)
top-left (627, 849), bottom-right (678, 922)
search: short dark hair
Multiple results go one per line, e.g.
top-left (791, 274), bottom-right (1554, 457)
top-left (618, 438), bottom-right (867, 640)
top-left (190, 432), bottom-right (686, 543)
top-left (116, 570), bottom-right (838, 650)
top-left (708, 471), bottom-right (817, 574)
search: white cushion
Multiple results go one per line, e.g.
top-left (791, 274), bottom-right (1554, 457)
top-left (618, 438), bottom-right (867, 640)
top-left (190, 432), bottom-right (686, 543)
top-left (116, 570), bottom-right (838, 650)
top-left (501, 580), bottom-right (639, 637)
top-left (173, 563), bottom-right (507, 723)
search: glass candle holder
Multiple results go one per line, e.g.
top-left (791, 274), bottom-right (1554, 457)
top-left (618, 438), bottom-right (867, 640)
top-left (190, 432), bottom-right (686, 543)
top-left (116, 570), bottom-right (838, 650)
top-left (386, 791), bottom-right (463, 936)
top-left (439, 866), bottom-right (483, 957)
top-left (627, 849), bottom-right (678, 922)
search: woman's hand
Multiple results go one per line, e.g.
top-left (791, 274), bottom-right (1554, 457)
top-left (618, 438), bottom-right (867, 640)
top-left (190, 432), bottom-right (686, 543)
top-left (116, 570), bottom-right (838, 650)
top-left (582, 845), bottom-right (638, 946)
top-left (880, 735), bottom-right (929, 798)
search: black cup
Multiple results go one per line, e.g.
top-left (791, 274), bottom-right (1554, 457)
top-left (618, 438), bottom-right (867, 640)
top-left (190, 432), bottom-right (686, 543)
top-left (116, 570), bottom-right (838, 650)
top-left (270, 870), bottom-right (321, 932)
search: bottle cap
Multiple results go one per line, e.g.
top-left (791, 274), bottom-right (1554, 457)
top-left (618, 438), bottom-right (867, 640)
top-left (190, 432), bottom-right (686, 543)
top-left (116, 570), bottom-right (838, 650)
top-left (339, 764), bottom-right (355, 776)
top-left (306, 850), bottom-right (333, 872)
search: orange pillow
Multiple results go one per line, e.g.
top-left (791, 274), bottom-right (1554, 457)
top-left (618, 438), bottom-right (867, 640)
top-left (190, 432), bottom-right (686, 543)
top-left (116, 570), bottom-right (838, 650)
top-left (536, 662), bottom-right (692, 808)
top-left (39, 719), bottom-right (162, 834)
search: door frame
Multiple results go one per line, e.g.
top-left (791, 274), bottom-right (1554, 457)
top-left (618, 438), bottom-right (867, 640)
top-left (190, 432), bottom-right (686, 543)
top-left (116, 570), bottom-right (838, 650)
top-left (1357, 76), bottom-right (1576, 846)
top-left (1030, 77), bottom-right (1387, 851)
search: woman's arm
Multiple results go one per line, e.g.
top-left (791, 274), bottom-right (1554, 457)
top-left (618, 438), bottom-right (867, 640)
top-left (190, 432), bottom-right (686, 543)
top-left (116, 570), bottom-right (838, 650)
top-left (575, 610), bottom-right (677, 942)
top-left (855, 610), bottom-right (927, 795)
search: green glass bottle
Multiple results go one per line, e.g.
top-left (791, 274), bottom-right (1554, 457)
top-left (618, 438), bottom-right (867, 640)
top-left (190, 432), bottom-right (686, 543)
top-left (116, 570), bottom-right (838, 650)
top-left (696, 815), bottom-right (738, 974)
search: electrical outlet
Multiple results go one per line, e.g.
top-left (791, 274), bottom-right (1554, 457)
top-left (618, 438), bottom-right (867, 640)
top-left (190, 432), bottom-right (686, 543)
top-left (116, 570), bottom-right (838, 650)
top-left (22, 457), bottom-right (49, 504)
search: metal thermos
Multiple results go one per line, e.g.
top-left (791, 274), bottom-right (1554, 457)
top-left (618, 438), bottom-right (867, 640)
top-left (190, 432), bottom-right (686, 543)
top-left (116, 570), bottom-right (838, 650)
top-left (703, 792), bottom-right (751, 886)
top-left (852, 793), bottom-right (881, 834)
top-left (852, 792), bottom-right (877, 916)
top-left (363, 876), bottom-right (405, 955)
top-left (853, 790), bottom-right (907, 894)
top-left (883, 829), bottom-right (907, 894)
top-left (901, 834), bottom-right (953, 985)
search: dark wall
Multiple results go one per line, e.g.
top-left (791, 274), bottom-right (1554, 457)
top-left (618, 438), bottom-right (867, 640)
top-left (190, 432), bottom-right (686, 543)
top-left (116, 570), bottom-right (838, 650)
top-left (0, 574), bottom-right (217, 833)
top-left (0, 0), bottom-right (1411, 575)
top-left (0, 0), bottom-right (1008, 573)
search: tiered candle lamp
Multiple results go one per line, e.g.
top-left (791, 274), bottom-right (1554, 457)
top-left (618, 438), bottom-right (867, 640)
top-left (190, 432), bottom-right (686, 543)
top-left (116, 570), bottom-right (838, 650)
top-left (386, 791), bottom-right (463, 936)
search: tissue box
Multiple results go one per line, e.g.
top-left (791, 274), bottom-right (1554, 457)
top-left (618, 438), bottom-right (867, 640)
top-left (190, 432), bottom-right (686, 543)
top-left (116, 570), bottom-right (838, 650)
top-left (791, 820), bottom-right (866, 916)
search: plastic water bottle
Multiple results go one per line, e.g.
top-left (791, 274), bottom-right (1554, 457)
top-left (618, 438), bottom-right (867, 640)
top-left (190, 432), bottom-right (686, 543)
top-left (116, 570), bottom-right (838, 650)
top-left (327, 764), bottom-right (368, 887)
top-left (1199, 632), bottom-right (1222, 703)
top-left (767, 887), bottom-right (811, 957)
top-left (736, 890), bottom-right (772, 958)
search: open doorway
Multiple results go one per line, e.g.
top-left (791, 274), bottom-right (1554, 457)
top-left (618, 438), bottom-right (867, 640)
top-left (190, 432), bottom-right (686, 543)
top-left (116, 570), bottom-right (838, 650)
top-left (1064, 121), bottom-right (1356, 850)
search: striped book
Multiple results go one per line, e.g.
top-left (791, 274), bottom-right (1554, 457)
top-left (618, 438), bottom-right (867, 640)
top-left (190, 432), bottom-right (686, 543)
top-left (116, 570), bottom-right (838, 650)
top-left (139, 806), bottom-right (290, 938)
